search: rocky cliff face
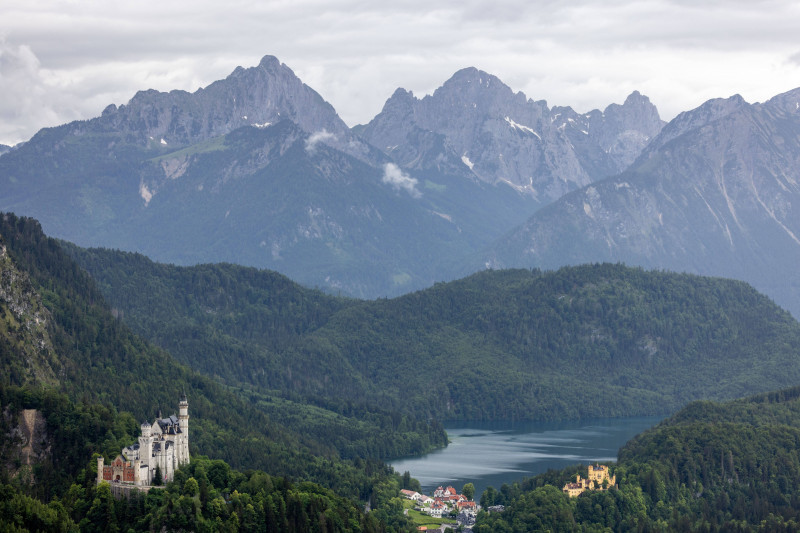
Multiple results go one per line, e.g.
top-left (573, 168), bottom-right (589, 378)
top-left (0, 233), bottom-right (61, 386)
top-left (1, 408), bottom-right (51, 486)
top-left (99, 55), bottom-right (347, 143)
top-left (555, 90), bottom-right (665, 174)
top-left (483, 87), bottom-right (800, 316)
top-left (358, 68), bottom-right (664, 204)
top-left (83, 55), bottom-right (377, 163)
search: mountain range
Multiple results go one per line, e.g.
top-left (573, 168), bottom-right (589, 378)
top-left (2, 54), bottom-right (800, 317)
top-left (483, 89), bottom-right (800, 316)
top-left (0, 54), bottom-right (663, 298)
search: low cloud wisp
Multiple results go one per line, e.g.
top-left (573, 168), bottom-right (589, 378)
top-left (305, 129), bottom-right (336, 154)
top-left (382, 163), bottom-right (421, 198)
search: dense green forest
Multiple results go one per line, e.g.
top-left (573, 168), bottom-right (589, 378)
top-left (473, 385), bottom-right (800, 532)
top-left (68, 244), bottom-right (800, 421)
top-left (0, 213), bottom-right (439, 531)
top-left (0, 387), bottom-right (411, 532)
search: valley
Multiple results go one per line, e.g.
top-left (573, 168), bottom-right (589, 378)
top-left (4, 50), bottom-right (800, 532)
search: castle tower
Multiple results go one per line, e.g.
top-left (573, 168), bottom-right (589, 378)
top-left (139, 420), bottom-right (153, 483)
top-left (178, 392), bottom-right (189, 465)
top-left (97, 456), bottom-right (104, 484)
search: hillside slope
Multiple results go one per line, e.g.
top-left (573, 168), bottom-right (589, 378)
top-left (68, 245), bottom-right (800, 422)
top-left (0, 213), bottom-right (446, 496)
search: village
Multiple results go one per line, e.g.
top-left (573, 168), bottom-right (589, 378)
top-left (399, 485), bottom-right (479, 531)
top-left (398, 465), bottom-right (616, 531)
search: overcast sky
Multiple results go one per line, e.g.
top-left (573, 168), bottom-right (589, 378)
top-left (2, 0), bottom-right (799, 146)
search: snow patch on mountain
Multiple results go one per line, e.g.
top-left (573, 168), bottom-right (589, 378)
top-left (504, 117), bottom-right (541, 140)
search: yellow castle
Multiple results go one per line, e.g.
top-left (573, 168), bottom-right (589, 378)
top-left (562, 464), bottom-right (616, 497)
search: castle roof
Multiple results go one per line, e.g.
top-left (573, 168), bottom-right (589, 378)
top-left (156, 414), bottom-right (182, 434)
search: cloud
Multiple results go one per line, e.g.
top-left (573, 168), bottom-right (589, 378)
top-left (0, 41), bottom-right (59, 145)
top-left (382, 163), bottom-right (421, 198)
top-left (2, 0), bottom-right (800, 144)
top-left (305, 129), bottom-right (337, 154)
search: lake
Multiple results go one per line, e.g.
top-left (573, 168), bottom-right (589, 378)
top-left (390, 415), bottom-right (663, 499)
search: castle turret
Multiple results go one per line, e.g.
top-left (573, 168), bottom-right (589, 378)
top-left (97, 456), bottom-right (104, 484)
top-left (139, 420), bottom-right (153, 483)
top-left (178, 392), bottom-right (189, 465)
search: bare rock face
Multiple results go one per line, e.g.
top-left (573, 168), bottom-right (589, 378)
top-left (584, 90), bottom-right (665, 171)
top-left (93, 55), bottom-right (373, 160)
top-left (359, 68), bottom-right (664, 204)
top-left (2, 407), bottom-right (51, 486)
top-left (0, 236), bottom-right (61, 386)
top-left (483, 87), bottom-right (800, 317)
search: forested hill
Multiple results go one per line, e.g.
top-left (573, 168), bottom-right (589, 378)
top-left (0, 213), bottom-right (445, 508)
top-left (68, 244), bottom-right (800, 421)
top-left (474, 385), bottom-right (800, 531)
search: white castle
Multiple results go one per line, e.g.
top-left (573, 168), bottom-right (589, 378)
top-left (97, 394), bottom-right (189, 489)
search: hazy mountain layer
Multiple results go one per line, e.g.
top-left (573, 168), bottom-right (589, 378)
top-left (0, 56), bottom-right (543, 298)
top-left (484, 88), bottom-right (800, 317)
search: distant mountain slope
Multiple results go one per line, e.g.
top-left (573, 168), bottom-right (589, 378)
top-left (0, 56), bottom-right (534, 298)
top-left (68, 246), bottom-right (800, 422)
top-left (358, 68), bottom-right (663, 204)
top-left (483, 87), bottom-right (800, 317)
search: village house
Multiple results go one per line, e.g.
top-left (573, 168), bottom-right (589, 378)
top-left (433, 486), bottom-right (458, 498)
top-left (401, 489), bottom-right (421, 501)
top-left (429, 501), bottom-right (446, 518)
top-left (562, 464), bottom-right (617, 497)
top-left (457, 500), bottom-right (476, 513)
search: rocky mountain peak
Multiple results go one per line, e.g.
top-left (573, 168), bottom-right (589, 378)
top-left (379, 88), bottom-right (416, 115)
top-left (623, 90), bottom-right (645, 105)
top-left (429, 67), bottom-right (530, 113)
top-left (762, 87), bottom-right (800, 115)
top-left (442, 67), bottom-right (504, 90)
top-left (98, 54), bottom-right (350, 148)
top-left (585, 90), bottom-right (665, 171)
top-left (258, 54), bottom-right (282, 70)
top-left (359, 68), bottom-right (665, 203)
top-left (645, 94), bottom-right (748, 155)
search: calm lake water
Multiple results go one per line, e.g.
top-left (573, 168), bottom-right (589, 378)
top-left (391, 416), bottom-right (663, 499)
